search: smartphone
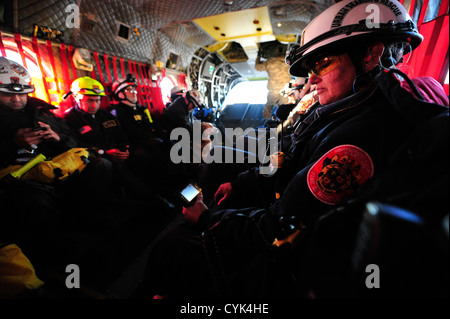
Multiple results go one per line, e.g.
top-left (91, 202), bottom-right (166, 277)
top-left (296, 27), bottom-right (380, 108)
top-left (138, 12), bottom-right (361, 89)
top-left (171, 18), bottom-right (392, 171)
top-left (179, 182), bottom-right (202, 207)
top-left (120, 145), bottom-right (129, 152)
top-left (33, 126), bottom-right (45, 132)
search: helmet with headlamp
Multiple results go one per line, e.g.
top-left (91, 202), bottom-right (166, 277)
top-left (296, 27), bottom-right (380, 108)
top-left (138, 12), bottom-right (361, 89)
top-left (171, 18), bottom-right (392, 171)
top-left (0, 57), bottom-right (35, 94)
top-left (70, 77), bottom-right (106, 96)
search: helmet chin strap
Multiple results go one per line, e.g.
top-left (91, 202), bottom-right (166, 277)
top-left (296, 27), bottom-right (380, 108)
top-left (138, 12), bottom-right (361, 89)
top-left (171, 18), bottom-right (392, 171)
top-left (118, 91), bottom-right (137, 106)
top-left (351, 42), bottom-right (387, 93)
top-left (352, 65), bottom-right (382, 93)
top-left (123, 98), bottom-right (136, 106)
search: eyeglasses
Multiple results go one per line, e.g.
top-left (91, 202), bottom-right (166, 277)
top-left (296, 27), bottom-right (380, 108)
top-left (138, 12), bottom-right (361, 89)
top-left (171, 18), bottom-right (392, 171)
top-left (125, 87), bottom-right (137, 93)
top-left (308, 55), bottom-right (341, 77)
top-left (0, 83), bottom-right (34, 92)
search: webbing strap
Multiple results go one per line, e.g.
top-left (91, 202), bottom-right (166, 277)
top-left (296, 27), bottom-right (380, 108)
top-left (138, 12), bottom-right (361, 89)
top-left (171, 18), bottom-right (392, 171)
top-left (67, 45), bottom-right (78, 79)
top-left (419, 15), bottom-right (446, 76)
top-left (31, 37), bottom-right (50, 101)
top-left (0, 30), bottom-right (7, 57)
top-left (46, 40), bottom-right (61, 98)
top-left (131, 61), bottom-right (143, 105)
top-left (417, 0), bottom-right (430, 26)
top-left (14, 33), bottom-right (35, 98)
top-left (59, 43), bottom-right (71, 91)
top-left (128, 59), bottom-right (134, 77)
top-left (120, 57), bottom-right (125, 78)
top-left (104, 54), bottom-right (112, 83)
top-left (112, 56), bottom-right (119, 81)
top-left (93, 51), bottom-right (104, 83)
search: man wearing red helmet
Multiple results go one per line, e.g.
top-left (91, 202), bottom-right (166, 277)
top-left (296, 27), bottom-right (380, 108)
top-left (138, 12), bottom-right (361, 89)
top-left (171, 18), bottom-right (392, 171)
top-left (111, 74), bottom-right (163, 150)
top-left (110, 74), bottom-right (187, 196)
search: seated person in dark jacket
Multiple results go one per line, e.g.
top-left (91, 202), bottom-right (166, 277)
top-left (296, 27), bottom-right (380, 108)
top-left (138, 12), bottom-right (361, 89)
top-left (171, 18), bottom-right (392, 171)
top-left (160, 89), bottom-right (203, 134)
top-left (63, 76), bottom-right (130, 160)
top-left (63, 76), bottom-right (173, 207)
top-left (0, 58), bottom-right (119, 254)
top-left (166, 86), bottom-right (184, 107)
top-left (277, 77), bottom-right (308, 121)
top-left (111, 74), bottom-right (163, 149)
top-left (110, 74), bottom-right (185, 194)
top-left (140, 0), bottom-right (449, 299)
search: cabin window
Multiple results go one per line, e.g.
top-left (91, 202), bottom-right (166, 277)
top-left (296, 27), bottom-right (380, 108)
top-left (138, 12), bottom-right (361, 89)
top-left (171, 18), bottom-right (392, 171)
top-left (160, 76), bottom-right (178, 105)
top-left (166, 53), bottom-right (179, 69)
top-left (223, 80), bottom-right (268, 106)
top-left (116, 22), bottom-right (131, 42)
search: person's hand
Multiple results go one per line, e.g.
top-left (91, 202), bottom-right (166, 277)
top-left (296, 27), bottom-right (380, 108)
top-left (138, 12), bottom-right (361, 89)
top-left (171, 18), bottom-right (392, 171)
top-left (182, 192), bottom-right (208, 223)
top-left (13, 128), bottom-right (43, 148)
top-left (36, 121), bottom-right (60, 142)
top-left (214, 182), bottom-right (233, 206)
top-left (106, 148), bottom-right (130, 160)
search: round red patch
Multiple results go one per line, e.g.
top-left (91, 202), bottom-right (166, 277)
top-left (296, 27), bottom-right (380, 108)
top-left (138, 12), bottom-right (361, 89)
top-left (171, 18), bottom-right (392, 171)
top-left (307, 144), bottom-right (374, 205)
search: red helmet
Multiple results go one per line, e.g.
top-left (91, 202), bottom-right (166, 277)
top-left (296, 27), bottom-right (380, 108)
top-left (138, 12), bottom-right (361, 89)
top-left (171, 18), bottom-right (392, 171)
top-left (112, 74), bottom-right (137, 101)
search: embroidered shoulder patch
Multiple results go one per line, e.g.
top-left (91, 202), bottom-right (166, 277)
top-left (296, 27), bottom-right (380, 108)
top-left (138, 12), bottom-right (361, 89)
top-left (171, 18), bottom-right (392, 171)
top-left (102, 120), bottom-right (117, 128)
top-left (307, 144), bottom-right (374, 205)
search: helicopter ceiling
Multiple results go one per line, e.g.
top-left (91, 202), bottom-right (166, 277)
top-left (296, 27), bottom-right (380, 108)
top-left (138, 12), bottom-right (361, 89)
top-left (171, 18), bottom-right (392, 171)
top-left (16, 0), bottom-right (333, 74)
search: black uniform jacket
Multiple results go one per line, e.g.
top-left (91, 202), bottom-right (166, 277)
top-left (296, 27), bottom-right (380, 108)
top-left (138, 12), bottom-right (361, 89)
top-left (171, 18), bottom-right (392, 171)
top-left (62, 105), bottom-right (129, 151)
top-left (111, 102), bottom-right (158, 145)
top-left (161, 96), bottom-right (193, 132)
top-left (0, 97), bottom-right (78, 167)
top-left (197, 71), bottom-right (449, 240)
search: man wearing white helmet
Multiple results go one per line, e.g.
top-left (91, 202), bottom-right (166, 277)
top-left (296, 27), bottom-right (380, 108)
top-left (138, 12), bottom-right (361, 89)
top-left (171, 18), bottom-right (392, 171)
top-left (0, 57), bottom-right (123, 254)
top-left (142, 0), bottom-right (449, 299)
top-left (0, 57), bottom-right (78, 166)
top-left (276, 77), bottom-right (311, 122)
top-left (168, 86), bottom-right (184, 105)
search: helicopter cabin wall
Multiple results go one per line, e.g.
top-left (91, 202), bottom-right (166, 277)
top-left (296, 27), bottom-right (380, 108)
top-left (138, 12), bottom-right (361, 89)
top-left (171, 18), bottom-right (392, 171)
top-left (397, 0), bottom-right (449, 95)
top-left (0, 30), bottom-right (175, 119)
top-left (0, 0), bottom-right (448, 112)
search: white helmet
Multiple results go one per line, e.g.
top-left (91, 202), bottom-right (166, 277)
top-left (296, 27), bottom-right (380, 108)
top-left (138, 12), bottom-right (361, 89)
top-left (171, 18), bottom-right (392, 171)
top-left (171, 86), bottom-right (183, 95)
top-left (281, 77), bottom-right (308, 96)
top-left (286, 0), bottom-right (423, 76)
top-left (291, 77), bottom-right (308, 90)
top-left (0, 57), bottom-right (35, 94)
